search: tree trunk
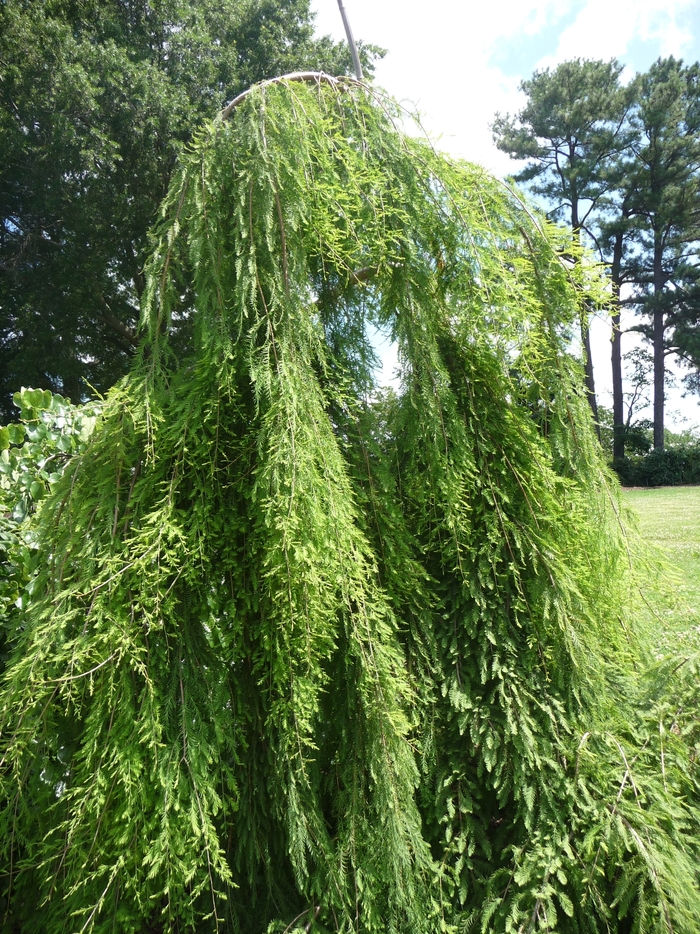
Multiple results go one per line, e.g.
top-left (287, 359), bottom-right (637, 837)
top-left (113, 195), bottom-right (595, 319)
top-left (653, 240), bottom-right (665, 450)
top-left (571, 209), bottom-right (599, 435)
top-left (61, 369), bottom-right (84, 406)
top-left (610, 229), bottom-right (625, 459)
top-left (582, 320), bottom-right (600, 434)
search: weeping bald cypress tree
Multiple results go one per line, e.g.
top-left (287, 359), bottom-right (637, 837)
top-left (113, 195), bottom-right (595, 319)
top-left (0, 74), bottom-right (699, 934)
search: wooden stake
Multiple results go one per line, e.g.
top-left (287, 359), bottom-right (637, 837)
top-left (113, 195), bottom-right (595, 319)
top-left (337, 0), bottom-right (363, 81)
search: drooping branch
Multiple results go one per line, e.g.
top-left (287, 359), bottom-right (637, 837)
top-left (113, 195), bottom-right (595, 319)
top-left (1, 75), bottom-right (697, 934)
top-left (221, 71), bottom-right (362, 120)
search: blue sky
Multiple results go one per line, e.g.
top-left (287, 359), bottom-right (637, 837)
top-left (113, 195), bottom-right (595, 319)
top-left (490, 9), bottom-right (587, 78)
top-left (310, 0), bottom-right (700, 427)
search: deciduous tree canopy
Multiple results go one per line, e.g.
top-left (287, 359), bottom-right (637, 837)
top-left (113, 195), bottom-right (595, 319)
top-left (0, 0), bottom-right (381, 420)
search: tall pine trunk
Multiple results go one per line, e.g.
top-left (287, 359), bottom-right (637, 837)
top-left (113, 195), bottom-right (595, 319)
top-left (582, 322), bottom-right (600, 431)
top-left (610, 228), bottom-right (625, 459)
top-left (653, 236), bottom-right (665, 450)
top-left (571, 210), bottom-right (599, 434)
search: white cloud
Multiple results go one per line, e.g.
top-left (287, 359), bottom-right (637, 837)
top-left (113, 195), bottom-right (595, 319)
top-left (309, 0), bottom-right (700, 425)
top-left (537, 0), bottom-right (697, 68)
top-left (313, 0), bottom-right (553, 170)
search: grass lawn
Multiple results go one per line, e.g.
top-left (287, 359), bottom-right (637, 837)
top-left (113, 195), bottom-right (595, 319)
top-left (623, 485), bottom-right (700, 653)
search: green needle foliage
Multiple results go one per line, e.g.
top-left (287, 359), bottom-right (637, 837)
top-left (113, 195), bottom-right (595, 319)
top-left (0, 74), bottom-right (698, 933)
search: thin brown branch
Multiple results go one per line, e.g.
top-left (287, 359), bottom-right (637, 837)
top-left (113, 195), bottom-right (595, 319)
top-left (95, 296), bottom-right (139, 347)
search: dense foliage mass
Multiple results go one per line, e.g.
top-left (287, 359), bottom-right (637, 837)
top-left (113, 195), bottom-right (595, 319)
top-left (613, 442), bottom-right (700, 486)
top-left (0, 76), bottom-right (699, 934)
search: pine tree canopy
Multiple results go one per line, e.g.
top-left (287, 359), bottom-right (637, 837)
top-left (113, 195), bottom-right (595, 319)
top-left (0, 73), bottom-right (699, 933)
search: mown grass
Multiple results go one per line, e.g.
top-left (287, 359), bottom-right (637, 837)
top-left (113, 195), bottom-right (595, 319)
top-left (623, 485), bottom-right (700, 653)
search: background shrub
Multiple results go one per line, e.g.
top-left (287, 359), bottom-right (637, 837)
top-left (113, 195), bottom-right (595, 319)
top-left (612, 443), bottom-right (700, 485)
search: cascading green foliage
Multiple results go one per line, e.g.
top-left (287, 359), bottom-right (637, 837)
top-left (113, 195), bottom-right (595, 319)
top-left (0, 74), bottom-right (698, 934)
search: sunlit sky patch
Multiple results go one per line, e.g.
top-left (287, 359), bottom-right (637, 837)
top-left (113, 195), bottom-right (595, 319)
top-left (489, 3), bottom-right (589, 79)
top-left (310, 0), bottom-right (700, 427)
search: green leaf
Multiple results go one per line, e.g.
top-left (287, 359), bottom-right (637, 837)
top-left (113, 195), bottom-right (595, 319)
top-left (29, 480), bottom-right (44, 501)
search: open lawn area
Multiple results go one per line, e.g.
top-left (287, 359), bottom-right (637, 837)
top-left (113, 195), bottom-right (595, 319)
top-left (623, 485), bottom-right (700, 653)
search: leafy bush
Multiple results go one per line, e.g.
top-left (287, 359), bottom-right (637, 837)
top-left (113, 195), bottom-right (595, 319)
top-left (612, 443), bottom-right (700, 486)
top-left (0, 388), bottom-right (99, 664)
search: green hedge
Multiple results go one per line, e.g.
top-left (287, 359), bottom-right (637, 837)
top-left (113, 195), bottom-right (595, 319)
top-left (612, 443), bottom-right (700, 486)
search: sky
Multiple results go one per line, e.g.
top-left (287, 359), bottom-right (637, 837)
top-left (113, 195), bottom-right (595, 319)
top-left (310, 0), bottom-right (700, 430)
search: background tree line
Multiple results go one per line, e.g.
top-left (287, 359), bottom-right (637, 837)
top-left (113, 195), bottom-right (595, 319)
top-left (0, 0), bottom-right (382, 422)
top-left (493, 56), bottom-right (700, 457)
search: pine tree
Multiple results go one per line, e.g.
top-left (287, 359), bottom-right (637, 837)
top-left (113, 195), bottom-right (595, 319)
top-left (0, 74), bottom-right (698, 934)
top-left (491, 58), bottom-right (635, 434)
top-left (624, 58), bottom-right (700, 450)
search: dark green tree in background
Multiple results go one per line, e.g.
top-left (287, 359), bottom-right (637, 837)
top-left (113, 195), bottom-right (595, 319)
top-left (0, 0), bottom-right (382, 420)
